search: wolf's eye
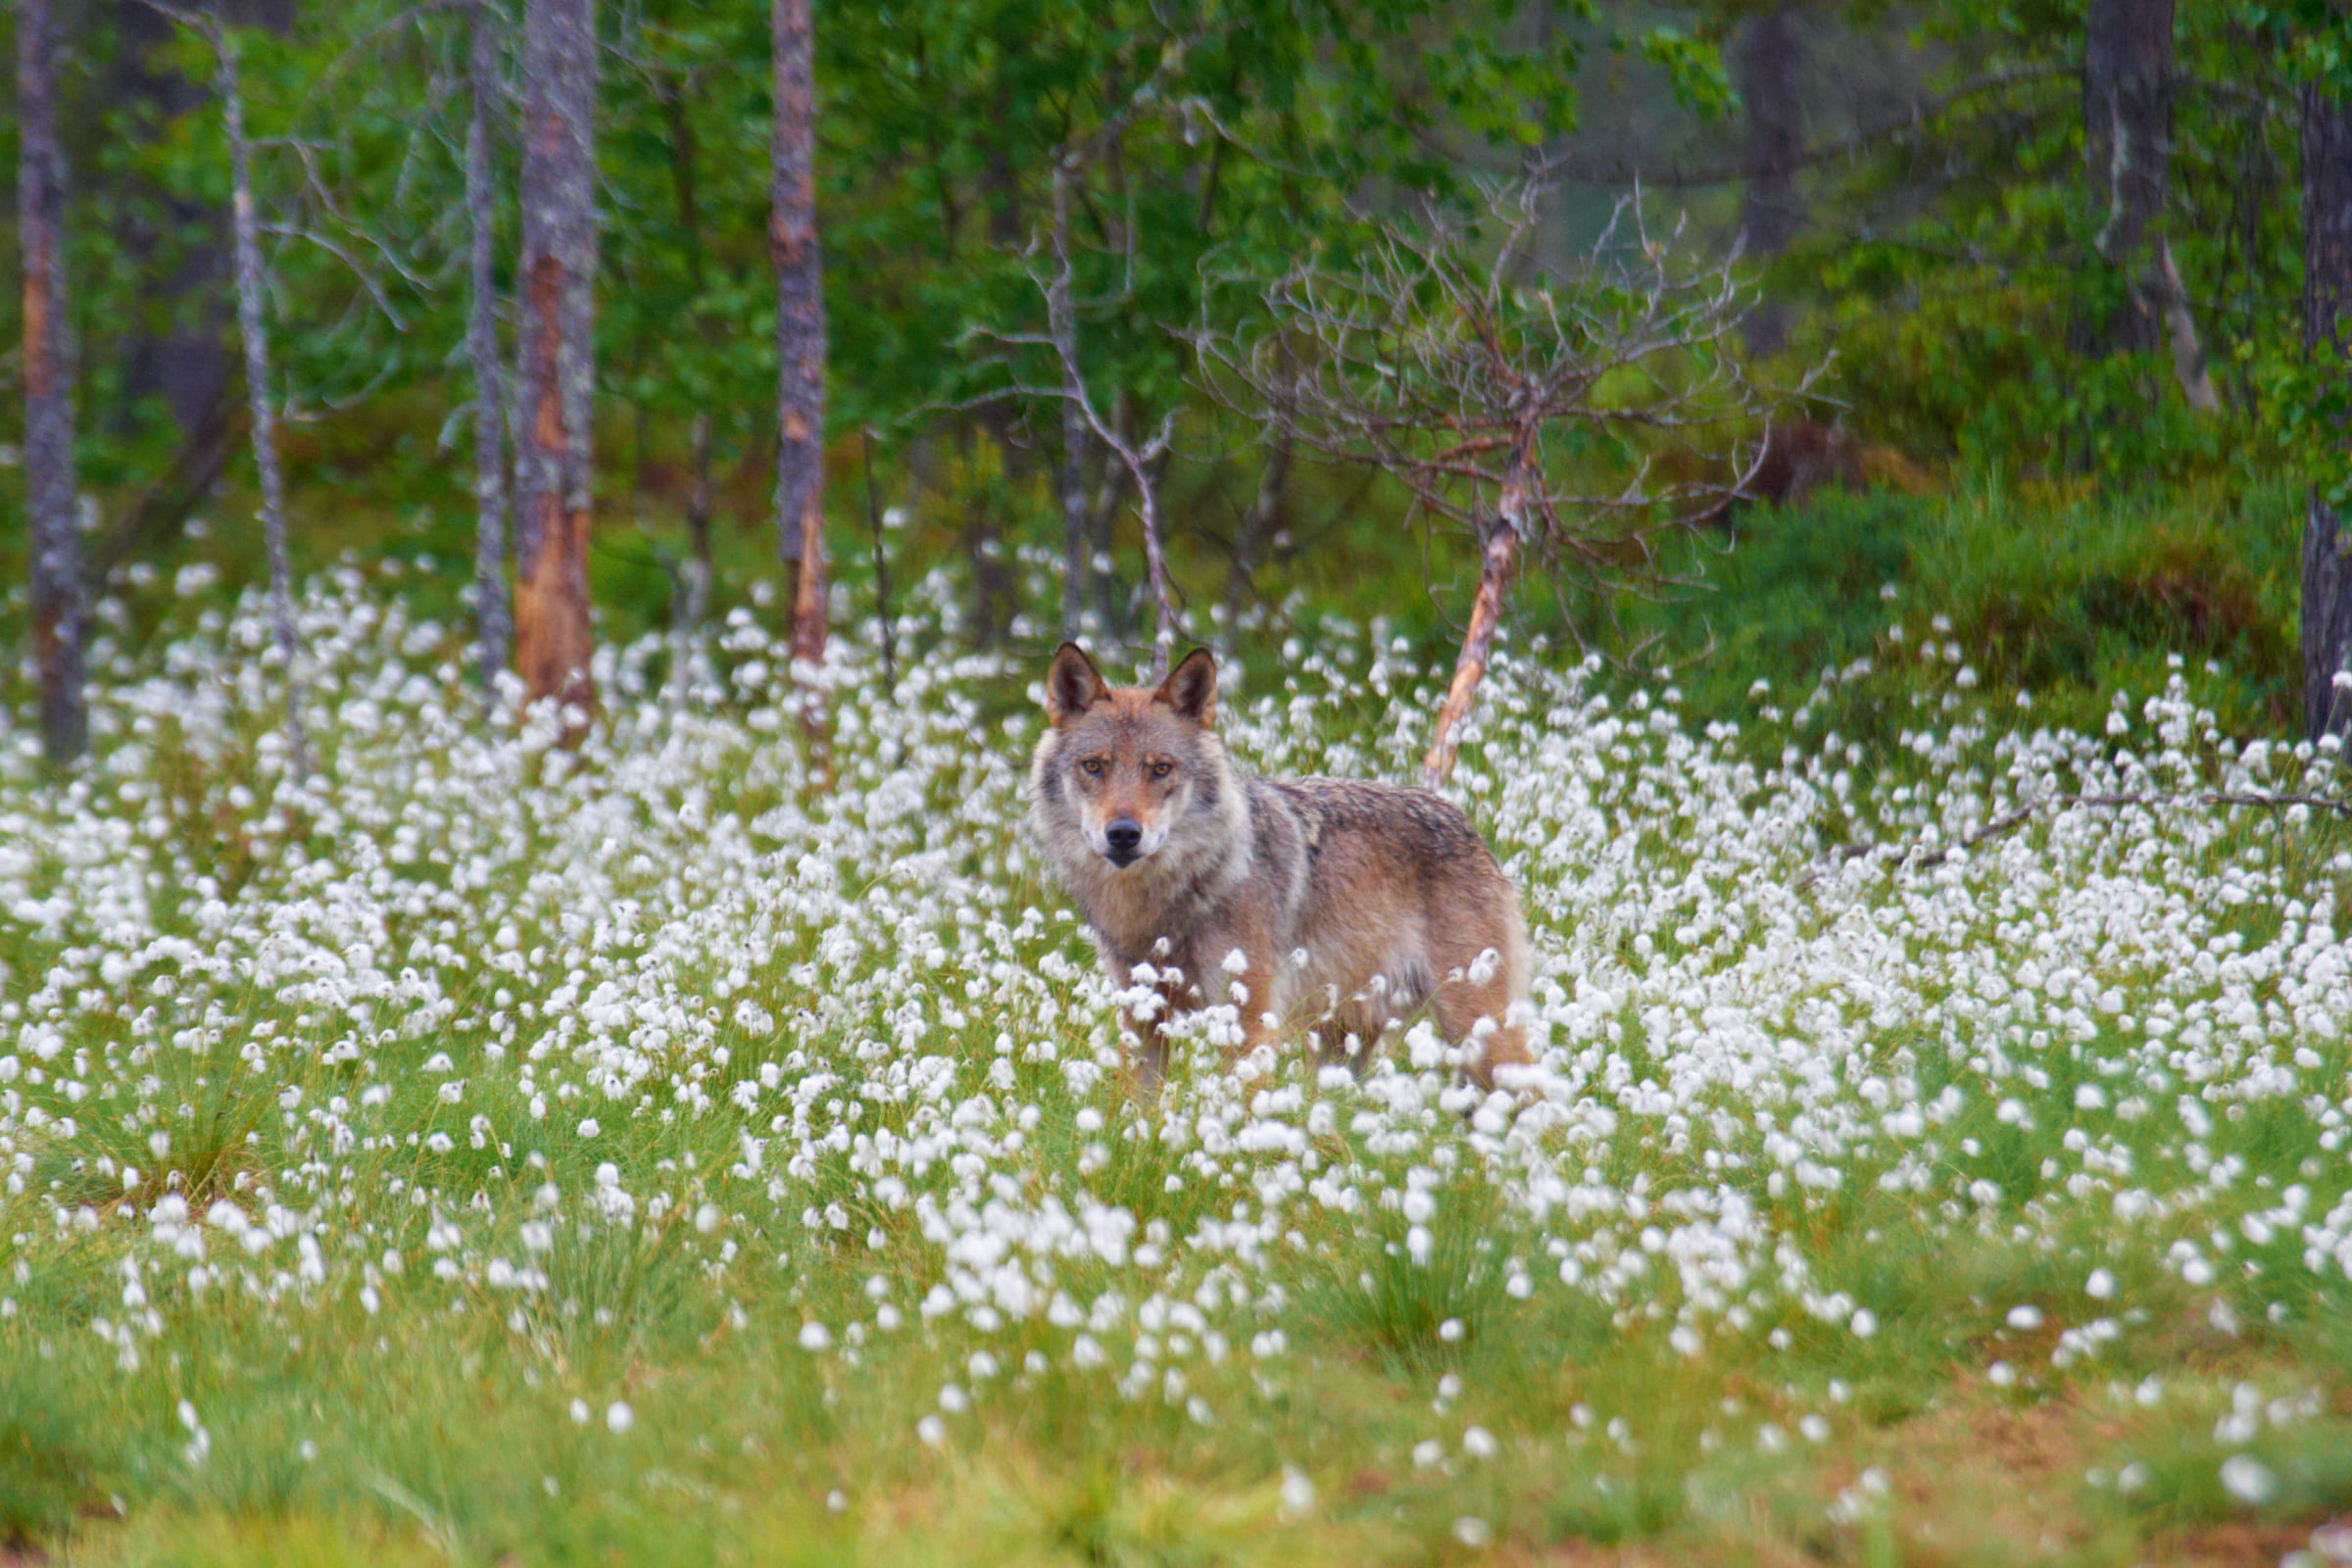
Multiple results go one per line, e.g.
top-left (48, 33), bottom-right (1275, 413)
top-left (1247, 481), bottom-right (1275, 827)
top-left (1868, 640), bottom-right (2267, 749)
top-left (1150, 761), bottom-right (1174, 780)
top-left (1079, 759), bottom-right (1104, 776)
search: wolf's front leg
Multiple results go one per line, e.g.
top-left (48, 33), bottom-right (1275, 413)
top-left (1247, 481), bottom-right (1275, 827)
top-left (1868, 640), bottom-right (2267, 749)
top-left (1106, 960), bottom-right (1193, 1098)
top-left (1200, 937), bottom-right (1279, 1063)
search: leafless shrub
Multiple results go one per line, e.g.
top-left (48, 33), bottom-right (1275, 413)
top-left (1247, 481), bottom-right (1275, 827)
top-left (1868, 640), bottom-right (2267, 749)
top-left (1196, 179), bottom-right (1816, 785)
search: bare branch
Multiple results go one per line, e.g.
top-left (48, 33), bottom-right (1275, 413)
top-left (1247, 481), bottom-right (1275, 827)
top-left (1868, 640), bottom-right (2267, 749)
top-left (1196, 177), bottom-right (1819, 783)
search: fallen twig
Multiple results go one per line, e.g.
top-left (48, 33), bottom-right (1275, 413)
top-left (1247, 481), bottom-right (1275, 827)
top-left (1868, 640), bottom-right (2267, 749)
top-left (1801, 786), bottom-right (2352, 886)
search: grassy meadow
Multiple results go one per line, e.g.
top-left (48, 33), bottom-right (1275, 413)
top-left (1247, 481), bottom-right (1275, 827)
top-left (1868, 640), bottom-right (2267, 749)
top-left (3, 520), bottom-right (2352, 1566)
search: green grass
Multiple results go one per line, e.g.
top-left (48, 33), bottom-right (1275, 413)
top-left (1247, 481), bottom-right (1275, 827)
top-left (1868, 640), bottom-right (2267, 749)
top-left (3, 463), bottom-right (2350, 1566)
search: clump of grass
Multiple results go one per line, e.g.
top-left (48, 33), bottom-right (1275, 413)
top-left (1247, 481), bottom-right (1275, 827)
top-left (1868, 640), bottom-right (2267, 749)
top-left (1291, 1177), bottom-right (1514, 1372)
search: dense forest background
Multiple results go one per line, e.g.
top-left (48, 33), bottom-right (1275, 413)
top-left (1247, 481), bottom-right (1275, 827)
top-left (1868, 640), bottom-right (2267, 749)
top-left (6, 0), bottom-right (2352, 761)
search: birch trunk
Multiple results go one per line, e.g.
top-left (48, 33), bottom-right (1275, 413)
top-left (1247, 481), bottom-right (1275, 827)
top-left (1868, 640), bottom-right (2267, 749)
top-left (219, 24), bottom-right (312, 777)
top-left (1137, 451), bottom-right (1177, 681)
top-left (513, 0), bottom-right (599, 724)
top-left (18, 0), bottom-right (89, 768)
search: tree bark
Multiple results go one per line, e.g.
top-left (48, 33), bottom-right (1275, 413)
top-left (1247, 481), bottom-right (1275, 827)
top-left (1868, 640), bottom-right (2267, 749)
top-left (111, 0), bottom-right (232, 444)
top-left (513, 0), bottom-right (599, 723)
top-left (20, 0), bottom-right (89, 768)
top-left (771, 0), bottom-right (828, 676)
top-left (2083, 0), bottom-right (2171, 360)
top-left (2303, 83), bottom-right (2352, 746)
top-left (109, 0), bottom-right (294, 445)
top-left (2081, 0), bottom-right (2213, 407)
top-left (1136, 445), bottom-right (1178, 681)
top-left (1221, 431), bottom-right (1288, 653)
top-left (1051, 163), bottom-right (1093, 639)
top-left (466, 0), bottom-right (511, 697)
top-left (661, 74), bottom-right (716, 659)
top-left (1736, 5), bottom-right (1803, 357)
top-left (203, 20), bottom-right (313, 777)
top-left (1423, 441), bottom-right (1532, 791)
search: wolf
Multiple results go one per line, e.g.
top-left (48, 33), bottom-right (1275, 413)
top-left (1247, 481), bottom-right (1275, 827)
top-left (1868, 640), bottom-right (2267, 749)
top-left (1026, 642), bottom-right (1534, 1093)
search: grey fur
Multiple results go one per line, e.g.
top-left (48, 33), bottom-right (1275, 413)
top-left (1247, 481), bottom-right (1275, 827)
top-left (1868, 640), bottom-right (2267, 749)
top-left (1028, 644), bottom-right (1531, 1092)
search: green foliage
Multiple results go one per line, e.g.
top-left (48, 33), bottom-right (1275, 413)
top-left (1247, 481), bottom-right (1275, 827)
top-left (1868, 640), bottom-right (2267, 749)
top-left (1598, 476), bottom-right (2304, 741)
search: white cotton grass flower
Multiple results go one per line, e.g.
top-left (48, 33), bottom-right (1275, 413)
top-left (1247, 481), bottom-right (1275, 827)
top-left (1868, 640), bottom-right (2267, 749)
top-left (2219, 1454), bottom-right (2277, 1506)
top-left (605, 1401), bottom-right (634, 1435)
top-left (9, 560), bottom-right (2352, 1553)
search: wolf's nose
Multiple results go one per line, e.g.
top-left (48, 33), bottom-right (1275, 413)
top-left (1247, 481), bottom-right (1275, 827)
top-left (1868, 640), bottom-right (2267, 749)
top-left (1104, 818), bottom-right (1143, 859)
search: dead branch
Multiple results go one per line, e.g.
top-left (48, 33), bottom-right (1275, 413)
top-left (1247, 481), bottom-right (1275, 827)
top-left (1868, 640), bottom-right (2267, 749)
top-left (1803, 787), bottom-right (2352, 886)
top-left (1197, 179), bottom-right (1811, 785)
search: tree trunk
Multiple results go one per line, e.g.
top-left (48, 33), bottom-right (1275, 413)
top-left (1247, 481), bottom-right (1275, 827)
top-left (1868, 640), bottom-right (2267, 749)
top-left (1423, 442), bottom-right (1533, 791)
top-left (1135, 446), bottom-right (1177, 681)
top-left (20, 0), bottom-right (89, 768)
top-left (861, 426), bottom-right (895, 688)
top-left (111, 0), bottom-right (232, 444)
top-left (2303, 84), bottom-right (2352, 745)
top-left (2083, 0), bottom-right (2171, 361)
top-left (466, 0), bottom-right (511, 698)
top-left (207, 22), bottom-right (311, 776)
top-left (685, 412), bottom-right (714, 633)
top-left (1221, 431), bottom-right (1288, 653)
top-left (513, 0), bottom-right (599, 724)
top-left (1736, 5), bottom-right (1803, 357)
top-left (771, 0), bottom-right (828, 678)
top-left (2080, 0), bottom-right (2213, 408)
top-left (1051, 163), bottom-right (1093, 640)
top-left (110, 0), bottom-right (294, 446)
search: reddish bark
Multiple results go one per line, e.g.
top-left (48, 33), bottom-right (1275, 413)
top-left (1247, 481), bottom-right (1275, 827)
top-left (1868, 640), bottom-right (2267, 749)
top-left (1422, 441), bottom-right (1533, 791)
top-left (513, 0), bottom-right (599, 725)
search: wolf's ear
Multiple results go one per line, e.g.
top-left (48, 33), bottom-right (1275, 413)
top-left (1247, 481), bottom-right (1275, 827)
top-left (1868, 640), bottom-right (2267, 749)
top-left (1045, 643), bottom-right (1112, 726)
top-left (1154, 648), bottom-right (1218, 728)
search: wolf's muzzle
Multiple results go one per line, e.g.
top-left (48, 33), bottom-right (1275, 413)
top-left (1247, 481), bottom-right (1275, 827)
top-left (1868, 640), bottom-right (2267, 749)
top-left (1103, 817), bottom-right (1144, 867)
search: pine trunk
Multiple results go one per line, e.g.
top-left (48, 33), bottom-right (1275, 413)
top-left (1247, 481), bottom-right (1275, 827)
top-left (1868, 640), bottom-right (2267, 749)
top-left (2303, 85), bottom-right (2352, 745)
top-left (771, 0), bottom-right (828, 675)
top-left (513, 0), bottom-right (599, 723)
top-left (1050, 164), bottom-right (1092, 639)
top-left (467, 0), bottom-right (511, 696)
top-left (2082, 0), bottom-right (2173, 360)
top-left (1736, 6), bottom-right (1803, 357)
top-left (19, 0), bottom-right (89, 768)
